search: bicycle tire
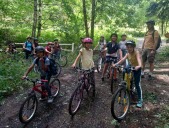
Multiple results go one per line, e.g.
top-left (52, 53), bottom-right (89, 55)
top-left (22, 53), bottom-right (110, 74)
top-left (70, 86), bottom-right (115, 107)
top-left (52, 61), bottom-right (61, 78)
top-left (58, 55), bottom-right (67, 67)
top-left (19, 95), bottom-right (38, 123)
top-left (50, 78), bottom-right (60, 98)
top-left (111, 87), bottom-right (130, 121)
top-left (68, 84), bottom-right (83, 116)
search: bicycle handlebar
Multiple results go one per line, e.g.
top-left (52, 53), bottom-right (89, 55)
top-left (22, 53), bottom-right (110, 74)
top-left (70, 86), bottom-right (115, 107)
top-left (73, 67), bottom-right (94, 74)
top-left (115, 65), bottom-right (135, 71)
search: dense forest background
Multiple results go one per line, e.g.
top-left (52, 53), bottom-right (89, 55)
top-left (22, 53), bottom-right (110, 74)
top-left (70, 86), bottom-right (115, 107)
top-left (0, 0), bottom-right (169, 46)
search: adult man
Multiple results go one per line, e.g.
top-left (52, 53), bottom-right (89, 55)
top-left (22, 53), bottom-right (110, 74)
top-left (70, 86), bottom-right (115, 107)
top-left (141, 20), bottom-right (160, 78)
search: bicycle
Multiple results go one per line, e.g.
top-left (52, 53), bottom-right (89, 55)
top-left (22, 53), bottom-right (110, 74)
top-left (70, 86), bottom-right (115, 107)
top-left (111, 65), bottom-right (137, 121)
top-left (19, 77), bottom-right (60, 123)
top-left (102, 57), bottom-right (121, 94)
top-left (51, 52), bottom-right (67, 67)
top-left (68, 67), bottom-right (95, 116)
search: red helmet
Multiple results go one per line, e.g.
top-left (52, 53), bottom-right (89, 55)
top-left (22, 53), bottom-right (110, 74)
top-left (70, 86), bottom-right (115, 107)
top-left (47, 42), bottom-right (54, 45)
top-left (83, 38), bottom-right (93, 43)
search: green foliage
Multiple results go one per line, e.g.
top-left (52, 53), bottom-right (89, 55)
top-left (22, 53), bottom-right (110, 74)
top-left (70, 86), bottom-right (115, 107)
top-left (0, 53), bottom-right (38, 99)
top-left (154, 105), bottom-right (169, 128)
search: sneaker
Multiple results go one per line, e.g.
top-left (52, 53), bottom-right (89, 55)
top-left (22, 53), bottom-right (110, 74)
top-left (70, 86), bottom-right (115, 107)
top-left (47, 96), bottom-right (53, 103)
top-left (101, 77), bottom-right (104, 82)
top-left (39, 96), bottom-right (47, 101)
top-left (141, 71), bottom-right (144, 78)
top-left (136, 100), bottom-right (143, 108)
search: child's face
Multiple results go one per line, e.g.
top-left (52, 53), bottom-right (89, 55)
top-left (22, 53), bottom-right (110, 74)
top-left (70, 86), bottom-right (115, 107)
top-left (84, 42), bottom-right (92, 49)
top-left (122, 36), bottom-right (126, 41)
top-left (111, 36), bottom-right (117, 42)
top-left (36, 51), bottom-right (44, 57)
top-left (126, 45), bottom-right (134, 53)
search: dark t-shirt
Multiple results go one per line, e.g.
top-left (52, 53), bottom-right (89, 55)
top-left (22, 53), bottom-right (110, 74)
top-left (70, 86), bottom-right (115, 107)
top-left (106, 42), bottom-right (120, 54)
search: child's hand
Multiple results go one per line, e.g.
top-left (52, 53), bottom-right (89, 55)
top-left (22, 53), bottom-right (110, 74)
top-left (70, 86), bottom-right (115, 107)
top-left (111, 64), bottom-right (116, 68)
top-left (135, 66), bottom-right (140, 71)
top-left (71, 64), bottom-right (76, 68)
top-left (22, 75), bottom-right (27, 80)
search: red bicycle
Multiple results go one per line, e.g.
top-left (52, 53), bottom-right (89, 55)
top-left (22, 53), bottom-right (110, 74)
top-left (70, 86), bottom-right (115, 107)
top-left (19, 77), bottom-right (60, 124)
top-left (68, 67), bottom-right (95, 116)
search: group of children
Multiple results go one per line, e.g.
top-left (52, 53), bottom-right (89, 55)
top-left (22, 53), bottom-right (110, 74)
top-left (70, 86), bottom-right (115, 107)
top-left (22, 34), bottom-right (143, 107)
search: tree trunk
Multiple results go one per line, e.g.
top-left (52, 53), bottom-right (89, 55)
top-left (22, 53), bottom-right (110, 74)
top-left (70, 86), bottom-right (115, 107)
top-left (37, 0), bottom-right (42, 38)
top-left (82, 0), bottom-right (89, 37)
top-left (91, 0), bottom-right (96, 40)
top-left (32, 0), bottom-right (38, 38)
top-left (161, 20), bottom-right (164, 35)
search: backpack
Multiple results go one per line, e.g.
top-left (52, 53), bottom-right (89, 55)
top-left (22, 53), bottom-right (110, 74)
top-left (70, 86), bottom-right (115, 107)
top-left (152, 30), bottom-right (162, 50)
top-left (146, 30), bottom-right (162, 50)
top-left (35, 57), bottom-right (58, 76)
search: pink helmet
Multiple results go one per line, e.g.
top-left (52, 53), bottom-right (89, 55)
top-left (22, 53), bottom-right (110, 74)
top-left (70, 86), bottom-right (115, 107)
top-left (83, 38), bottom-right (93, 43)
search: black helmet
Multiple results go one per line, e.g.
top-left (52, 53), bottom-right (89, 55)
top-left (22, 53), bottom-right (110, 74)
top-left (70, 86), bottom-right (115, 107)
top-left (125, 40), bottom-right (136, 47)
top-left (146, 20), bottom-right (155, 25)
top-left (35, 46), bottom-right (45, 53)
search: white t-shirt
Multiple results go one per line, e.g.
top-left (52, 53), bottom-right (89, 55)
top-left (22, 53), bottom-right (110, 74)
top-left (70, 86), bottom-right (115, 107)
top-left (119, 40), bottom-right (127, 50)
top-left (80, 48), bottom-right (94, 70)
top-left (98, 40), bottom-right (106, 50)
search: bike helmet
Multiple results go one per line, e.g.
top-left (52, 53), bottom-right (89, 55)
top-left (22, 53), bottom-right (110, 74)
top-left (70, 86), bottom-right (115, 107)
top-left (47, 42), bottom-right (54, 45)
top-left (125, 40), bottom-right (136, 47)
top-left (35, 46), bottom-right (45, 53)
top-left (146, 20), bottom-right (155, 25)
top-left (83, 38), bottom-right (93, 44)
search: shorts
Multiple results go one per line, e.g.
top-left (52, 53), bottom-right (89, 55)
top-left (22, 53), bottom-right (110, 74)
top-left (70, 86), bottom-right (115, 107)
top-left (142, 49), bottom-right (156, 63)
top-left (105, 56), bottom-right (117, 64)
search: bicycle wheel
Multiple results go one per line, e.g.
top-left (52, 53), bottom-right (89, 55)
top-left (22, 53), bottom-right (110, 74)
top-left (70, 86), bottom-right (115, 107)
top-left (50, 78), bottom-right (60, 97)
top-left (19, 95), bottom-right (38, 123)
top-left (58, 55), bottom-right (67, 67)
top-left (111, 68), bottom-right (122, 94)
top-left (52, 62), bottom-right (61, 78)
top-left (111, 87), bottom-right (130, 121)
top-left (68, 84), bottom-right (83, 116)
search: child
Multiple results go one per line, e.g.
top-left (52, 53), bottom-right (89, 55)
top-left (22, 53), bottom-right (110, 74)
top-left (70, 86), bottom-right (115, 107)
top-left (45, 42), bottom-right (54, 58)
top-left (119, 34), bottom-right (127, 57)
top-left (112, 40), bottom-right (143, 108)
top-left (6, 41), bottom-right (17, 54)
top-left (23, 37), bottom-right (35, 59)
top-left (52, 39), bottom-right (61, 59)
top-left (72, 37), bottom-right (95, 84)
top-left (101, 33), bottom-right (122, 81)
top-left (22, 46), bottom-right (53, 103)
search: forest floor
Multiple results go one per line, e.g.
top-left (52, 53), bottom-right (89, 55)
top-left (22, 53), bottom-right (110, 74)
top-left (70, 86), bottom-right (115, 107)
top-left (0, 61), bottom-right (169, 128)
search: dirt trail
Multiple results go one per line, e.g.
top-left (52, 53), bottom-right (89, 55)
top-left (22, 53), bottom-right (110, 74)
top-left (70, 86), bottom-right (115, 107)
top-left (0, 62), bottom-right (169, 128)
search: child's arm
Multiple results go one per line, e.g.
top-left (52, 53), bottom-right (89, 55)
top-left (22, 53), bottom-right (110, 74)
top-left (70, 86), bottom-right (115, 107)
top-left (22, 64), bottom-right (34, 79)
top-left (135, 51), bottom-right (142, 70)
top-left (72, 51), bottom-right (82, 67)
top-left (118, 49), bottom-right (123, 60)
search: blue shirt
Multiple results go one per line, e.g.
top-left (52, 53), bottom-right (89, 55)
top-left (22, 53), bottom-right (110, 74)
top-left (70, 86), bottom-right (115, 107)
top-left (25, 41), bottom-right (33, 51)
top-left (106, 42), bottom-right (120, 54)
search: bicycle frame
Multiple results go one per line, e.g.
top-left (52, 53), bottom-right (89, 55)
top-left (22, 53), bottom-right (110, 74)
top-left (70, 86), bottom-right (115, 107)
top-left (26, 78), bottom-right (49, 97)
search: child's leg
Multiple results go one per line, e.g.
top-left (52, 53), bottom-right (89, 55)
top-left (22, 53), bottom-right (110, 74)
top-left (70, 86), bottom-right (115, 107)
top-left (134, 68), bottom-right (143, 101)
top-left (44, 74), bottom-right (52, 96)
